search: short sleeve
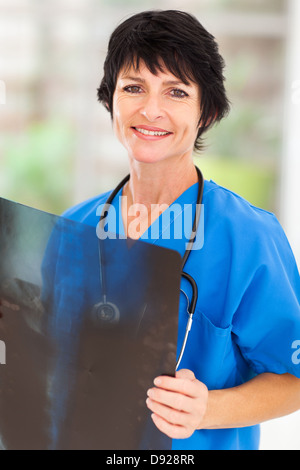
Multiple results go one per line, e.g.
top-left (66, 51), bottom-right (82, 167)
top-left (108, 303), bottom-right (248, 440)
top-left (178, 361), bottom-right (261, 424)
top-left (232, 214), bottom-right (300, 378)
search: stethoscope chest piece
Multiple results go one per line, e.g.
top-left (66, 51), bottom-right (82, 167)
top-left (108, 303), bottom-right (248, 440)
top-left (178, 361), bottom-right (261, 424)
top-left (91, 299), bottom-right (120, 326)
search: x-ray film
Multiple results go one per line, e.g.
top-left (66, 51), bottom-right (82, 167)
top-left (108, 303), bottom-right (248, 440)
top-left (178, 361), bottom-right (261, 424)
top-left (0, 197), bottom-right (182, 450)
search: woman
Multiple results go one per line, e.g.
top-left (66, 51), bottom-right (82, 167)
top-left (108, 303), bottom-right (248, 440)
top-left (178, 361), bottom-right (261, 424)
top-left (64, 10), bottom-right (300, 450)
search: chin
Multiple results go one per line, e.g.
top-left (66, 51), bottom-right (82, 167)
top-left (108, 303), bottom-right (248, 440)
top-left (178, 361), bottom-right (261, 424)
top-left (131, 153), bottom-right (169, 165)
top-left (128, 149), bottom-right (163, 165)
top-left (128, 142), bottom-right (174, 165)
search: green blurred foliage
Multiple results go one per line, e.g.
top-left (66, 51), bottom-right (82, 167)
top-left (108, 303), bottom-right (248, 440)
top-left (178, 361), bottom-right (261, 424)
top-left (199, 49), bottom-right (280, 212)
top-left (210, 52), bottom-right (283, 162)
top-left (0, 119), bottom-right (75, 214)
top-left (195, 155), bottom-right (277, 212)
top-left (206, 104), bottom-right (281, 163)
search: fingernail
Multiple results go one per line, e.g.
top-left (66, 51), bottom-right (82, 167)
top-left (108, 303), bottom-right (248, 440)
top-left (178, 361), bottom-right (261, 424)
top-left (154, 377), bottom-right (161, 386)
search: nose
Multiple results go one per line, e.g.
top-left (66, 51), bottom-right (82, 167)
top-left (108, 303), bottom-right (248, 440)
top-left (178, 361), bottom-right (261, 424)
top-left (140, 94), bottom-right (164, 122)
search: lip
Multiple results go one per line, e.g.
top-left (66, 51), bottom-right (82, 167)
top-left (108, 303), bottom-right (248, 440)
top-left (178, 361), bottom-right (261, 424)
top-left (131, 125), bottom-right (173, 141)
top-left (133, 125), bottom-right (172, 132)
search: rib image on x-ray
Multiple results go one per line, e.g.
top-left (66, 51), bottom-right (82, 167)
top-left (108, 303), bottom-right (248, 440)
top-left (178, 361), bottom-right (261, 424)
top-left (0, 197), bottom-right (182, 450)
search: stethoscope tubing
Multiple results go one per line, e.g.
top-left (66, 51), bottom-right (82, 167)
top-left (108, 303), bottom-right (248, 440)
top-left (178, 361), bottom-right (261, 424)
top-left (97, 166), bottom-right (204, 371)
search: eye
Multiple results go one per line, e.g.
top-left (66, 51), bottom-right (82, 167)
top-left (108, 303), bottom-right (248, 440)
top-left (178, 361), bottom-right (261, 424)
top-left (170, 88), bottom-right (189, 98)
top-left (123, 85), bottom-right (142, 94)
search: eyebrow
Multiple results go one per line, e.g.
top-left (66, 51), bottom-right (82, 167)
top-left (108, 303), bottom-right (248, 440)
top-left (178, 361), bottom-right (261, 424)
top-left (120, 75), bottom-right (192, 87)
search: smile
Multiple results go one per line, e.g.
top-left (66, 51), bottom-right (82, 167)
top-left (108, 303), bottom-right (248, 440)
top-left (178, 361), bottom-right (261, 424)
top-left (132, 126), bottom-right (172, 140)
top-left (135, 127), bottom-right (170, 136)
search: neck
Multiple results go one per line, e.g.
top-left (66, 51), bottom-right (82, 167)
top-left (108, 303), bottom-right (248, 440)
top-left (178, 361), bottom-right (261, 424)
top-left (121, 158), bottom-right (198, 239)
top-left (123, 158), bottom-right (198, 208)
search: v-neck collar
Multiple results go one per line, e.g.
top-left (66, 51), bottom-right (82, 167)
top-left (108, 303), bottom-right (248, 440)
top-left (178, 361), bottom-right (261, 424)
top-left (110, 180), bottom-right (199, 250)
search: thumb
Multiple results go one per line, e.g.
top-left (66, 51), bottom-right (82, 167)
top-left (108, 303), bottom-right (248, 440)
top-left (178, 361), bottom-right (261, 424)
top-left (175, 369), bottom-right (196, 381)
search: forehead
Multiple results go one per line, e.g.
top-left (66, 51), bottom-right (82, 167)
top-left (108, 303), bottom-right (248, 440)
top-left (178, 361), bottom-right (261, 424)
top-left (117, 60), bottom-right (198, 89)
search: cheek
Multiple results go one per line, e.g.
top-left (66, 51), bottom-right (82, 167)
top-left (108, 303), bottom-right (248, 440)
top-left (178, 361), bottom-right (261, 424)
top-left (173, 103), bottom-right (200, 134)
top-left (113, 99), bottom-right (133, 133)
top-left (178, 120), bottom-right (200, 142)
top-left (112, 106), bottom-right (136, 150)
top-left (112, 103), bottom-right (126, 139)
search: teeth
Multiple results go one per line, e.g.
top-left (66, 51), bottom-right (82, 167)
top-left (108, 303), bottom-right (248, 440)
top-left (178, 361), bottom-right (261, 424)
top-left (135, 127), bottom-right (169, 136)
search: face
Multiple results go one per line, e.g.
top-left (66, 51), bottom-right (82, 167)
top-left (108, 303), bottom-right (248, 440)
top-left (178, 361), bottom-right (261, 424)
top-left (112, 61), bottom-right (201, 166)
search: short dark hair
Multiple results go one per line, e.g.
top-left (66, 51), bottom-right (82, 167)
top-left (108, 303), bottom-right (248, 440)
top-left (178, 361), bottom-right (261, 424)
top-left (97, 10), bottom-right (230, 152)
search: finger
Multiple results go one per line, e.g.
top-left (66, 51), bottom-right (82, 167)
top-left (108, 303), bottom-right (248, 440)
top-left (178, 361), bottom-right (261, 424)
top-left (151, 413), bottom-right (193, 440)
top-left (147, 387), bottom-right (193, 413)
top-left (153, 375), bottom-right (201, 398)
top-left (146, 397), bottom-right (190, 426)
top-left (175, 369), bottom-right (196, 381)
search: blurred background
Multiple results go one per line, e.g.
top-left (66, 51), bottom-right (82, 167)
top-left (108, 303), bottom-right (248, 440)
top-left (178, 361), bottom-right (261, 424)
top-left (0, 0), bottom-right (299, 449)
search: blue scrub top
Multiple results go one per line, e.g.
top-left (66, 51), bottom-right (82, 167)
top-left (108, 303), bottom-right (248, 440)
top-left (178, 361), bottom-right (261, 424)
top-left (63, 178), bottom-right (300, 450)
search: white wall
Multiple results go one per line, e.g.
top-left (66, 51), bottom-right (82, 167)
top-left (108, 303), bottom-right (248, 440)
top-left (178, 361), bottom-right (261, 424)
top-left (260, 0), bottom-right (300, 451)
top-left (260, 411), bottom-right (300, 450)
top-left (279, 0), bottom-right (300, 266)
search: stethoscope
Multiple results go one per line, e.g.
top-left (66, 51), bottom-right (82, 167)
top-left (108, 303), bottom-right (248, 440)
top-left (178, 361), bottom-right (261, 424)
top-left (93, 166), bottom-right (204, 371)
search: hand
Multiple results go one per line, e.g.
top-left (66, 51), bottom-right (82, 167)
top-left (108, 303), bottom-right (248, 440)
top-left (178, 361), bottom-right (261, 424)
top-left (146, 369), bottom-right (208, 439)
